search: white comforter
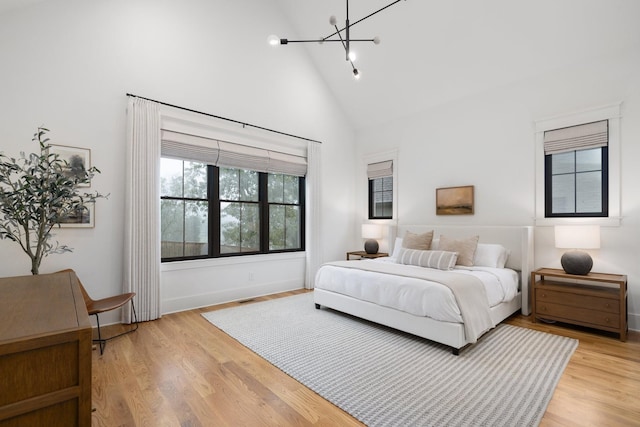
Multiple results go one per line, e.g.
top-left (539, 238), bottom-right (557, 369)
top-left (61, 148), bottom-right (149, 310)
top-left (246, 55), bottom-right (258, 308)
top-left (314, 258), bottom-right (519, 324)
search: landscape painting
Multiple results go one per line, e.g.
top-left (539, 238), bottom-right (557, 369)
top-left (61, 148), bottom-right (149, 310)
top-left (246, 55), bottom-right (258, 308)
top-left (49, 144), bottom-right (91, 187)
top-left (436, 185), bottom-right (474, 215)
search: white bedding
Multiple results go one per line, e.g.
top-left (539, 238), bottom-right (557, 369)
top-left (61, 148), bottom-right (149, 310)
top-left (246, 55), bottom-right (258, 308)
top-left (314, 258), bottom-right (519, 324)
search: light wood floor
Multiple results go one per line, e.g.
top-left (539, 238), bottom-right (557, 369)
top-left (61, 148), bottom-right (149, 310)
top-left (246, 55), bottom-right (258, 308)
top-left (92, 290), bottom-right (640, 426)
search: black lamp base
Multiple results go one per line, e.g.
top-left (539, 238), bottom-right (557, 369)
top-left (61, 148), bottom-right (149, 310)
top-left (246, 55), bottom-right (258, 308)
top-left (561, 250), bottom-right (593, 275)
top-left (364, 239), bottom-right (379, 254)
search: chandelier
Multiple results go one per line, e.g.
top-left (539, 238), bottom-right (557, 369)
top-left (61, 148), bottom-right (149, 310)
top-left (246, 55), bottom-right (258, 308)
top-left (268, 0), bottom-right (406, 79)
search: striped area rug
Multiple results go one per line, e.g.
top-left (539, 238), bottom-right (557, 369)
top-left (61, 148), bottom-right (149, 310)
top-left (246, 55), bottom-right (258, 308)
top-left (202, 292), bottom-right (577, 427)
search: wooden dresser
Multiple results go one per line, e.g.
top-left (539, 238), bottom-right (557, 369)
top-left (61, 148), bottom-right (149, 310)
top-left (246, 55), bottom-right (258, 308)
top-left (0, 271), bottom-right (92, 426)
top-left (531, 268), bottom-right (627, 341)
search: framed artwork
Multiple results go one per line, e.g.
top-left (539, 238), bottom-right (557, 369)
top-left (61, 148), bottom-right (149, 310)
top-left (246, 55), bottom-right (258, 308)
top-left (49, 144), bottom-right (91, 188)
top-left (57, 203), bottom-right (95, 228)
top-left (436, 185), bottom-right (474, 215)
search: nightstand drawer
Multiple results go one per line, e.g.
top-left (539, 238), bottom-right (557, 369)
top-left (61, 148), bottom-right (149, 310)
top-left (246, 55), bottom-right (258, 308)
top-left (536, 302), bottom-right (620, 329)
top-left (536, 289), bottom-right (619, 314)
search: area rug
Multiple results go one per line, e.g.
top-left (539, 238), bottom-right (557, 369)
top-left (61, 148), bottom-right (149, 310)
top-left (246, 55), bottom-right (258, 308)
top-left (202, 293), bottom-right (577, 427)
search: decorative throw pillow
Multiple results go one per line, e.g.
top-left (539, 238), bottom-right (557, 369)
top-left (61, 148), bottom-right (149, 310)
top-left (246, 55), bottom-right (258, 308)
top-left (474, 243), bottom-right (511, 268)
top-left (438, 235), bottom-right (479, 266)
top-left (397, 248), bottom-right (458, 270)
top-left (401, 230), bottom-right (433, 251)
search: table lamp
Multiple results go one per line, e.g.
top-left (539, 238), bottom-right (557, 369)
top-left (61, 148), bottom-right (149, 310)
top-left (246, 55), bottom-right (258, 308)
top-left (361, 224), bottom-right (382, 254)
top-left (554, 225), bottom-right (600, 275)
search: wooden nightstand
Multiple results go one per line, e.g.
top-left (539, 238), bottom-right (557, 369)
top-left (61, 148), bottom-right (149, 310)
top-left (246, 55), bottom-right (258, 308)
top-left (346, 251), bottom-right (389, 260)
top-left (531, 268), bottom-right (627, 341)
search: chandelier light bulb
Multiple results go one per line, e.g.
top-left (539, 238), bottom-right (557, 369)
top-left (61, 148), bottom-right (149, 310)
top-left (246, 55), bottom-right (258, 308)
top-left (353, 69), bottom-right (361, 80)
top-left (373, 36), bottom-right (381, 45)
top-left (348, 51), bottom-right (356, 61)
top-left (329, 15), bottom-right (337, 26)
top-left (267, 34), bottom-right (280, 46)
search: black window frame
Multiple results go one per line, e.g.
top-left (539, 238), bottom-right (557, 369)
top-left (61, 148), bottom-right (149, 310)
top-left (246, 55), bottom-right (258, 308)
top-left (368, 176), bottom-right (393, 220)
top-left (161, 162), bottom-right (305, 262)
top-left (544, 146), bottom-right (609, 218)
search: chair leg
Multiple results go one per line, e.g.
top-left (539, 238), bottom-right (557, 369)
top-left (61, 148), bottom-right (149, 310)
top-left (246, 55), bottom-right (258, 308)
top-left (92, 301), bottom-right (139, 355)
top-left (94, 313), bottom-right (106, 355)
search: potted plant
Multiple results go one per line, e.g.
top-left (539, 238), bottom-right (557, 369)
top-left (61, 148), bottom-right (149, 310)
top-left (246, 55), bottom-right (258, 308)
top-left (0, 128), bottom-right (106, 274)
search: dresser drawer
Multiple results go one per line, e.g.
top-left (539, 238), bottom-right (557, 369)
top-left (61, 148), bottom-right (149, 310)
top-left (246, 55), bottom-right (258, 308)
top-left (536, 301), bottom-right (620, 329)
top-left (536, 288), bottom-right (619, 314)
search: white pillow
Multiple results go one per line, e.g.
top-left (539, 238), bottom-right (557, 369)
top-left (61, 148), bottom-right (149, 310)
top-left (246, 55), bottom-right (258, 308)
top-left (396, 248), bottom-right (458, 270)
top-left (391, 237), bottom-right (403, 259)
top-left (473, 243), bottom-right (510, 268)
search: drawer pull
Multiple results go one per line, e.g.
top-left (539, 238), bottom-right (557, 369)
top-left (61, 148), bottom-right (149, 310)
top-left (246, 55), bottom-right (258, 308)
top-left (605, 318), bottom-right (610, 323)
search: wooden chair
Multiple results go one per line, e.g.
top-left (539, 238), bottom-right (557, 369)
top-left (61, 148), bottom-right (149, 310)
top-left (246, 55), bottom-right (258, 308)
top-left (57, 269), bottom-right (138, 355)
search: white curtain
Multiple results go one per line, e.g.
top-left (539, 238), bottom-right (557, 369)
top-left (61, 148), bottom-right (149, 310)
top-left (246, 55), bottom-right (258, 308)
top-left (305, 141), bottom-right (322, 289)
top-left (123, 97), bottom-right (161, 322)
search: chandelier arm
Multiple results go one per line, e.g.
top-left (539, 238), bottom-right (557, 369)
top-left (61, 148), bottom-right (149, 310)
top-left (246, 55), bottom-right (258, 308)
top-left (282, 39), bottom-right (377, 44)
top-left (322, 0), bottom-right (404, 41)
top-left (334, 24), bottom-right (348, 55)
top-left (334, 23), bottom-right (360, 78)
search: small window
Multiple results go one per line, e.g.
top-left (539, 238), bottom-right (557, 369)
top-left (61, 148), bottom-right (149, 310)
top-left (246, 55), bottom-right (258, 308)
top-left (544, 121), bottom-right (608, 217)
top-left (369, 176), bottom-right (393, 219)
top-left (367, 160), bottom-right (393, 220)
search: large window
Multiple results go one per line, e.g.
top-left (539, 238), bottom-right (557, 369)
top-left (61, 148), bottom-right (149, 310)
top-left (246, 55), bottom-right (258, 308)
top-left (161, 159), bottom-right (304, 261)
top-left (544, 120), bottom-right (608, 218)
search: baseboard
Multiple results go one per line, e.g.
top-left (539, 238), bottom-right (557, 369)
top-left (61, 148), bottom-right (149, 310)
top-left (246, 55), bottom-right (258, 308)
top-left (161, 279), bottom-right (303, 315)
top-left (628, 312), bottom-right (639, 332)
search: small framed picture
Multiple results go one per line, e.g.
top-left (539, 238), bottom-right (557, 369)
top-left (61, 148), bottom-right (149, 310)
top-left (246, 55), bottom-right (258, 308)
top-left (436, 185), bottom-right (474, 215)
top-left (58, 203), bottom-right (95, 228)
top-left (49, 144), bottom-right (91, 188)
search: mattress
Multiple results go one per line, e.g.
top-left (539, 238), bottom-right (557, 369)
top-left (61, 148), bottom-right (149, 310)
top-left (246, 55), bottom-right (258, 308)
top-left (314, 258), bottom-right (519, 324)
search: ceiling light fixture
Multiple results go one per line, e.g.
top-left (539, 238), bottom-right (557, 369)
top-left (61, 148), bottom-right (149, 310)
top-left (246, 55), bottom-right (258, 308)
top-left (268, 0), bottom-right (406, 79)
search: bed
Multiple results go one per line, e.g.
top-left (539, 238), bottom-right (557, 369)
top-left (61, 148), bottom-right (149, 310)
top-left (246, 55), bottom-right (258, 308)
top-left (314, 225), bottom-right (534, 354)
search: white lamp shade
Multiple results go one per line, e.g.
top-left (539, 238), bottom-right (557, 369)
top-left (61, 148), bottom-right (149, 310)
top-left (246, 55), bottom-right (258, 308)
top-left (361, 224), bottom-right (382, 239)
top-left (554, 225), bottom-right (600, 249)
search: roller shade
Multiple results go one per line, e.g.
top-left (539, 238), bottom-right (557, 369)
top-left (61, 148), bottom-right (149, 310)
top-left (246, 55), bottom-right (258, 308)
top-left (544, 120), bottom-right (608, 155)
top-left (161, 130), bottom-right (307, 176)
top-left (367, 160), bottom-right (393, 179)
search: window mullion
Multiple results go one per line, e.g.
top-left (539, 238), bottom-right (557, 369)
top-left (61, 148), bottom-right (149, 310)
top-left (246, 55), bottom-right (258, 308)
top-left (260, 173), bottom-right (269, 253)
top-left (209, 166), bottom-right (219, 257)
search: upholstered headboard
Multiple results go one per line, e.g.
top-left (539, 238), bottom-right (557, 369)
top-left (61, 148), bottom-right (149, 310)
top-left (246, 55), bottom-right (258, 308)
top-left (389, 225), bottom-right (534, 315)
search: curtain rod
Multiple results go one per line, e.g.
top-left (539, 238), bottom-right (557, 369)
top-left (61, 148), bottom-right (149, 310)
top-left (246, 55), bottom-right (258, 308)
top-left (126, 93), bottom-right (322, 144)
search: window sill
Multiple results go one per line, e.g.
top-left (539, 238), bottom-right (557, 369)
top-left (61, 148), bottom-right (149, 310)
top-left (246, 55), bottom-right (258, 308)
top-left (161, 251), bottom-right (306, 272)
top-left (534, 217), bottom-right (622, 227)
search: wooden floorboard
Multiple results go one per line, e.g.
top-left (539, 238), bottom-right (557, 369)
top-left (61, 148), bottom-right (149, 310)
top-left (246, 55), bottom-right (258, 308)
top-left (92, 290), bottom-right (640, 426)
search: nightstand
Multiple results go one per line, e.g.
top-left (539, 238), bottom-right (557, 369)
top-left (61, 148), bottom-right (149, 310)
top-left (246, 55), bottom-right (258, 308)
top-left (346, 251), bottom-right (389, 260)
top-left (531, 268), bottom-right (627, 341)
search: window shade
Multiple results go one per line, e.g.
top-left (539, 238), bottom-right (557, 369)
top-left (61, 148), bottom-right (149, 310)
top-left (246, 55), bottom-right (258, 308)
top-left (267, 151), bottom-right (307, 177)
top-left (544, 120), bottom-right (608, 155)
top-left (161, 130), bottom-right (307, 176)
top-left (161, 130), bottom-right (219, 165)
top-left (367, 160), bottom-right (393, 179)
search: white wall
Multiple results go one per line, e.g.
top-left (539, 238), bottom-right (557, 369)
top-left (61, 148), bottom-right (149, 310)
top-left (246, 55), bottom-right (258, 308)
top-left (0, 0), bottom-right (357, 323)
top-left (356, 49), bottom-right (640, 330)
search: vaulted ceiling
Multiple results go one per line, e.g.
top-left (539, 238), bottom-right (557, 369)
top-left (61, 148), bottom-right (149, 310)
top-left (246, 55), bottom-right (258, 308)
top-left (273, 0), bottom-right (640, 130)
top-left (1, 0), bottom-right (638, 132)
